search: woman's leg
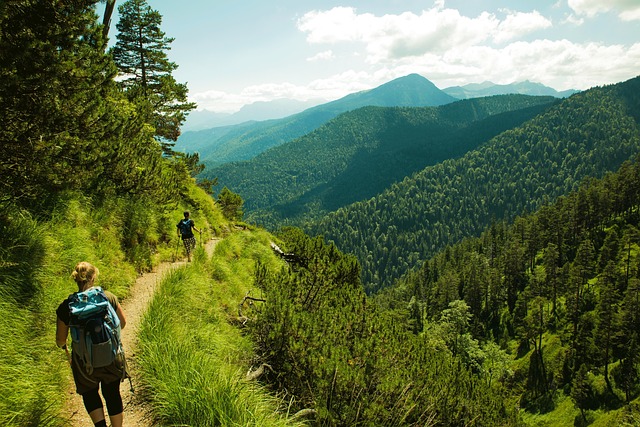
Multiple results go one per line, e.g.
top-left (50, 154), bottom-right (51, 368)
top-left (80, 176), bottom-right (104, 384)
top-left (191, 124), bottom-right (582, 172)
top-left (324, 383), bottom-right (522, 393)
top-left (81, 388), bottom-right (106, 426)
top-left (101, 380), bottom-right (124, 427)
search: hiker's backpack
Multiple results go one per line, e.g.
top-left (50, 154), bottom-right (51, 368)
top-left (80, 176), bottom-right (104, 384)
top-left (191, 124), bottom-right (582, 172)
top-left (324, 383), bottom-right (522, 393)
top-left (178, 219), bottom-right (192, 236)
top-left (68, 287), bottom-right (124, 375)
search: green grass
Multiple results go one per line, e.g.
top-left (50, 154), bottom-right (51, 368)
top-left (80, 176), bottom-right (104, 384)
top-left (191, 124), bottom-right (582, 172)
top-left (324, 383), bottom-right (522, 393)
top-left (137, 230), bottom-right (303, 426)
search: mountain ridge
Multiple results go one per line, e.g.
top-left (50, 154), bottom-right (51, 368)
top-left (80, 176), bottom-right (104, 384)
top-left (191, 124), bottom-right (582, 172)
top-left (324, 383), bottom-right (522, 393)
top-left (177, 73), bottom-right (457, 166)
top-left (307, 75), bottom-right (640, 291)
top-left (444, 80), bottom-right (578, 99)
top-left (207, 94), bottom-right (558, 228)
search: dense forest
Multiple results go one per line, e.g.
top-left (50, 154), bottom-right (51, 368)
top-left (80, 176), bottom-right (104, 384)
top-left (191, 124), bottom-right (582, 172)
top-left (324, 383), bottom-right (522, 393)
top-left (210, 95), bottom-right (557, 227)
top-left (244, 152), bottom-right (640, 425)
top-left (376, 155), bottom-right (640, 424)
top-left (308, 76), bottom-right (640, 292)
top-left (247, 227), bottom-right (517, 426)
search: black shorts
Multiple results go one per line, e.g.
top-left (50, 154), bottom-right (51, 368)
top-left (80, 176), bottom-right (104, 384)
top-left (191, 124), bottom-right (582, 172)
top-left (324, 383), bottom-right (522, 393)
top-left (71, 352), bottom-right (125, 395)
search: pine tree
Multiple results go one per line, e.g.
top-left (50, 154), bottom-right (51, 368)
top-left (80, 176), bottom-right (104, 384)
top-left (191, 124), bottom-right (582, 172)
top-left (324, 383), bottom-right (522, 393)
top-left (0, 0), bottom-right (120, 209)
top-left (594, 261), bottom-right (620, 395)
top-left (217, 187), bottom-right (244, 221)
top-left (111, 0), bottom-right (195, 155)
top-left (571, 364), bottom-right (593, 424)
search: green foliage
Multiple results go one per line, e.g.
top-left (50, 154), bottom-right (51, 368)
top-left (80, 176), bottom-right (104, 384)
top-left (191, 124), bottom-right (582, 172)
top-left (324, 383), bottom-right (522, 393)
top-left (0, 0), bottom-right (192, 212)
top-left (0, 210), bottom-right (61, 427)
top-left (111, 0), bottom-right (196, 154)
top-left (0, 0), bottom-right (112, 209)
top-left (310, 76), bottom-right (640, 292)
top-left (217, 186), bottom-right (244, 222)
top-left (247, 227), bottom-right (516, 426)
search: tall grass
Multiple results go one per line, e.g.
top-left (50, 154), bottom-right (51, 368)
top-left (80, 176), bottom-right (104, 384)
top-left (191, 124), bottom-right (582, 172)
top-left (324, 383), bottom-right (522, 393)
top-left (0, 209), bottom-right (63, 426)
top-left (137, 231), bottom-right (302, 426)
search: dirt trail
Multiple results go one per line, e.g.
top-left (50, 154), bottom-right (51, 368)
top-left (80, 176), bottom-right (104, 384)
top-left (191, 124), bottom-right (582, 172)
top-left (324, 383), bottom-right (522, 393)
top-left (63, 238), bottom-right (220, 427)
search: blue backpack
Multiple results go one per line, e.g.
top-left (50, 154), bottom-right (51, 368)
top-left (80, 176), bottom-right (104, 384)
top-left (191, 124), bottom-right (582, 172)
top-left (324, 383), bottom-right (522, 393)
top-left (178, 219), bottom-right (193, 237)
top-left (68, 287), bottom-right (124, 375)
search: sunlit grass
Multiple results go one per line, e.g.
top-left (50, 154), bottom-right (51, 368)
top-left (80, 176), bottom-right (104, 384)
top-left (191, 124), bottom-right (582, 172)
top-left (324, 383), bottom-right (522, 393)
top-left (137, 231), bottom-right (302, 426)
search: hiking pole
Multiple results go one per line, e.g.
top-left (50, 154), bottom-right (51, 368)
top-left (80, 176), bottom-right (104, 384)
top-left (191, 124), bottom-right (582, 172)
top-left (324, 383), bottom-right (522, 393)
top-left (199, 230), bottom-right (203, 248)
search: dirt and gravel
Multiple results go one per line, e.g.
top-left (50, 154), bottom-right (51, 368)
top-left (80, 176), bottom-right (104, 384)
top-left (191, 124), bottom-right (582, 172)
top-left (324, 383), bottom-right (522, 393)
top-left (62, 238), bottom-right (220, 427)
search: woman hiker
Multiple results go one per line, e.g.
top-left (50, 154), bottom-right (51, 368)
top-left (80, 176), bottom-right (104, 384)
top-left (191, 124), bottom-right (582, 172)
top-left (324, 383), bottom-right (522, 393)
top-left (56, 261), bottom-right (127, 427)
top-left (177, 211), bottom-right (201, 262)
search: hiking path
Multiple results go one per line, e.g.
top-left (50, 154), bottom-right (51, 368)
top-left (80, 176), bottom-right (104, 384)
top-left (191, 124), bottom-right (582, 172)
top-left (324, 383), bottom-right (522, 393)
top-left (62, 237), bottom-right (221, 427)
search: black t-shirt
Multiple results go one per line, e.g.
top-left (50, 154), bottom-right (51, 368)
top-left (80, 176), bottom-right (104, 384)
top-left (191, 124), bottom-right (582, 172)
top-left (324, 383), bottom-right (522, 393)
top-left (56, 289), bottom-right (119, 326)
top-left (177, 218), bottom-right (195, 239)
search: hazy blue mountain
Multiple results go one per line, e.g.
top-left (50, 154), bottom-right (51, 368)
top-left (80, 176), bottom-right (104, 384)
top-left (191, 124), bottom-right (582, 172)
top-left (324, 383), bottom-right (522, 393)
top-left (443, 80), bottom-right (578, 99)
top-left (176, 74), bottom-right (458, 166)
top-left (182, 98), bottom-right (324, 131)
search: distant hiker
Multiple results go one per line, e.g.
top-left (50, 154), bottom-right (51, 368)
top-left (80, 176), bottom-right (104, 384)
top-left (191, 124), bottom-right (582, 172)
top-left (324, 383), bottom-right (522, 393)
top-left (56, 261), bottom-right (127, 427)
top-left (177, 211), bottom-right (201, 262)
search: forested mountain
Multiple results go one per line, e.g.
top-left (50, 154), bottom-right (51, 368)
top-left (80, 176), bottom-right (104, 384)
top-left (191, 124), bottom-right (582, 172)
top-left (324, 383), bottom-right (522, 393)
top-left (177, 74), bottom-right (457, 166)
top-left (444, 80), bottom-right (578, 99)
top-left (210, 95), bottom-right (557, 227)
top-left (377, 154), bottom-right (640, 423)
top-left (308, 76), bottom-right (640, 292)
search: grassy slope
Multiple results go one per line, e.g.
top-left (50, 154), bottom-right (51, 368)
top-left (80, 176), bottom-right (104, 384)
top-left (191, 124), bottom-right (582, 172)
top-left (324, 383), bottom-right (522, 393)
top-left (137, 229), bottom-right (304, 426)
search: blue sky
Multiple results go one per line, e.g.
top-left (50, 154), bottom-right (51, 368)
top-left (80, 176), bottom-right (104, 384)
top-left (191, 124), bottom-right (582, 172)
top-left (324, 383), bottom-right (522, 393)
top-left (104, 0), bottom-right (640, 113)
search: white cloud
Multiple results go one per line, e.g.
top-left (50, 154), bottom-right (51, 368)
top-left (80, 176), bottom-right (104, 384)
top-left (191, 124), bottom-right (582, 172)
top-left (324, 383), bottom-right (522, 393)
top-left (297, 6), bottom-right (553, 64)
top-left (307, 50), bottom-right (335, 62)
top-left (568, 0), bottom-right (640, 21)
top-left (191, 72), bottom-right (373, 112)
top-left (619, 8), bottom-right (640, 21)
top-left (561, 13), bottom-right (585, 25)
top-left (296, 7), bottom-right (370, 43)
top-left (426, 40), bottom-right (640, 91)
top-left (494, 10), bottom-right (552, 43)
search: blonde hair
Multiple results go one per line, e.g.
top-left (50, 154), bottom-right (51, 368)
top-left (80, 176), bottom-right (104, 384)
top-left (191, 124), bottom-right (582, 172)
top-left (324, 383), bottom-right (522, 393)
top-left (71, 261), bottom-right (99, 291)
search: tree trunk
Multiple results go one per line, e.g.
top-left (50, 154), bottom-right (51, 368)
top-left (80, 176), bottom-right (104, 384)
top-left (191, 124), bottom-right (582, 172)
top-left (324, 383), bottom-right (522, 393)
top-left (102, 1), bottom-right (117, 39)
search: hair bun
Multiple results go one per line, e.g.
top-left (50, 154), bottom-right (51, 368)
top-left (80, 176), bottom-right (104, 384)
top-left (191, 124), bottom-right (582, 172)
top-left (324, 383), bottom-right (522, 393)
top-left (71, 262), bottom-right (98, 287)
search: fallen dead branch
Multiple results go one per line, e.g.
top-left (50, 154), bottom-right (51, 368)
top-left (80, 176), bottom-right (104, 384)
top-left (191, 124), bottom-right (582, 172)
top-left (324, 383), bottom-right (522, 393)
top-left (235, 292), bottom-right (266, 325)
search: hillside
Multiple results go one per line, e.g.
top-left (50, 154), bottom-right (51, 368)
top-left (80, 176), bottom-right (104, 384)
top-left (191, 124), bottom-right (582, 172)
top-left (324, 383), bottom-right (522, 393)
top-left (211, 94), bottom-right (557, 227)
top-left (308, 76), bottom-right (640, 292)
top-left (378, 155), bottom-right (640, 425)
top-left (178, 74), bottom-right (457, 166)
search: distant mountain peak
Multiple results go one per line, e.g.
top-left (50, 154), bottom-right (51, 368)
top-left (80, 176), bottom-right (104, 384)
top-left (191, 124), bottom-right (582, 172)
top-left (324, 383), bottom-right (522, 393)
top-left (443, 80), bottom-right (578, 99)
top-left (326, 73), bottom-right (457, 110)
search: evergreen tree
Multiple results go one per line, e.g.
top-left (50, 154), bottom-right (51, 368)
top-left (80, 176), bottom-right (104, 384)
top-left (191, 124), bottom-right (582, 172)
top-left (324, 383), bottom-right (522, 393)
top-left (217, 187), bottom-right (244, 221)
top-left (111, 0), bottom-right (195, 155)
top-left (0, 0), bottom-right (118, 209)
top-left (594, 261), bottom-right (620, 394)
top-left (571, 364), bottom-right (593, 424)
